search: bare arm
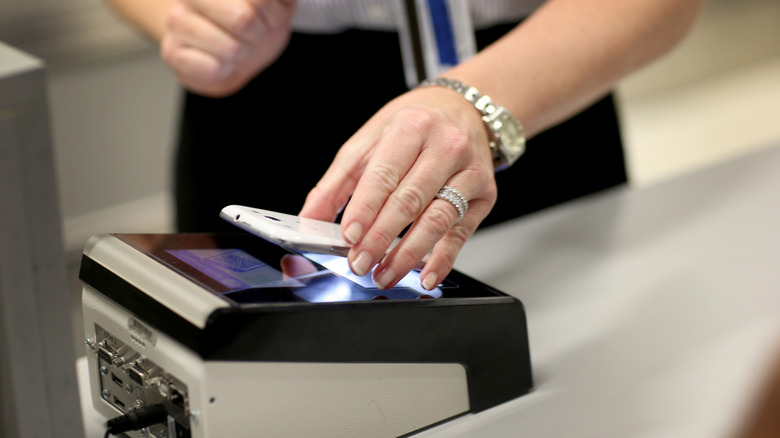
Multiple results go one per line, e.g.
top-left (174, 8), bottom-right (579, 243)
top-left (448, 0), bottom-right (705, 138)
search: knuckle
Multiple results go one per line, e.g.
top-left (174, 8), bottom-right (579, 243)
top-left (448, 224), bottom-right (471, 247)
top-left (166, 4), bottom-right (185, 30)
top-left (228, 6), bottom-right (258, 36)
top-left (425, 206), bottom-right (455, 236)
top-left (462, 165), bottom-right (498, 201)
top-left (160, 37), bottom-right (185, 69)
top-left (369, 162), bottom-right (401, 194)
top-left (444, 127), bottom-right (470, 156)
top-left (222, 40), bottom-right (243, 61)
top-left (400, 108), bottom-right (435, 135)
top-left (394, 245), bottom-right (423, 268)
top-left (392, 186), bottom-right (427, 218)
top-left (364, 228), bottom-right (396, 251)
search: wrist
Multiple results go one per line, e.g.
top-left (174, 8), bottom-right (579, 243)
top-left (417, 78), bottom-right (526, 171)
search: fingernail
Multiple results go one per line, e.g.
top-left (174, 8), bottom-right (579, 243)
top-left (421, 273), bottom-right (438, 291)
top-left (372, 267), bottom-right (396, 290)
top-left (344, 222), bottom-right (364, 245)
top-left (351, 251), bottom-right (373, 277)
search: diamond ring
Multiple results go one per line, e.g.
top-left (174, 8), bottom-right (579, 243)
top-left (435, 186), bottom-right (468, 224)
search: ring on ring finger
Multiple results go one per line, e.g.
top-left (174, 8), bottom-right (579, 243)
top-left (435, 185), bottom-right (468, 224)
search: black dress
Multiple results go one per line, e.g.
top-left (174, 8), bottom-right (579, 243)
top-left (174, 23), bottom-right (626, 232)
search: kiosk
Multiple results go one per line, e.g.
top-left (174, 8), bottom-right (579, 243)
top-left (80, 233), bottom-right (532, 437)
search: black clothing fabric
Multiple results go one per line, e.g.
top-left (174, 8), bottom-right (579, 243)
top-left (174, 23), bottom-right (626, 232)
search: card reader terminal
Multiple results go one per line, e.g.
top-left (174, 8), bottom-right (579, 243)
top-left (80, 233), bottom-right (532, 437)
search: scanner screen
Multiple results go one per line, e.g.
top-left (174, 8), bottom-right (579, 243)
top-left (113, 233), bottom-right (495, 306)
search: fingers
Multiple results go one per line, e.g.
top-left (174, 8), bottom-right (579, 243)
top-left (342, 107), bottom-right (494, 287)
top-left (298, 118), bottom-right (387, 221)
top-left (301, 88), bottom-right (496, 290)
top-left (162, 4), bottom-right (242, 86)
top-left (344, 115), bottom-right (470, 280)
top-left (168, 3), bottom-right (246, 61)
top-left (372, 175), bottom-right (495, 290)
top-left (343, 109), bottom-right (465, 245)
top-left (415, 194), bottom-right (494, 289)
top-left (280, 254), bottom-right (318, 280)
top-left (161, 0), bottom-right (295, 96)
top-left (185, 0), bottom-right (281, 42)
top-left (298, 145), bottom-right (367, 222)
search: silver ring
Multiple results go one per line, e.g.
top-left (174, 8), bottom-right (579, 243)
top-left (435, 186), bottom-right (468, 224)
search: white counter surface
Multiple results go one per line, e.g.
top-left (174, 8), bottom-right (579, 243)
top-left (420, 144), bottom-right (780, 438)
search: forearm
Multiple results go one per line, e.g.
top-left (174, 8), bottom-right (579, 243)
top-left (446, 0), bottom-right (705, 138)
top-left (107, 0), bottom-right (174, 42)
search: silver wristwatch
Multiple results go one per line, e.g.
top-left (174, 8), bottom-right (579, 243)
top-left (418, 78), bottom-right (526, 171)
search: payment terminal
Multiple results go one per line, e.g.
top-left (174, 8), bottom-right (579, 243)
top-left (80, 233), bottom-right (532, 437)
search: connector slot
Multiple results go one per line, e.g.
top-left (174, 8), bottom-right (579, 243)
top-left (94, 324), bottom-right (191, 437)
top-left (170, 386), bottom-right (186, 409)
top-left (111, 372), bottom-right (124, 387)
top-left (98, 347), bottom-right (114, 364)
top-left (126, 365), bottom-right (146, 386)
top-left (112, 396), bottom-right (126, 411)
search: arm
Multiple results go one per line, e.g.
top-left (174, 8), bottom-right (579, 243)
top-left (448, 0), bottom-right (705, 137)
top-left (300, 0), bottom-right (706, 289)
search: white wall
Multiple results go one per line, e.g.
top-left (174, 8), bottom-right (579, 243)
top-left (50, 51), bottom-right (179, 254)
top-left (617, 0), bottom-right (780, 186)
top-left (1, 0), bottom-right (181, 258)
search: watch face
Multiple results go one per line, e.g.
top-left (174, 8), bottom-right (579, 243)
top-left (498, 115), bottom-right (525, 152)
top-left (493, 111), bottom-right (525, 168)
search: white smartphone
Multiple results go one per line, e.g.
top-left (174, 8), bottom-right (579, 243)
top-left (220, 205), bottom-right (352, 256)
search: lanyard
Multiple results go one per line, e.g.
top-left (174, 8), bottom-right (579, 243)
top-left (397, 0), bottom-right (477, 88)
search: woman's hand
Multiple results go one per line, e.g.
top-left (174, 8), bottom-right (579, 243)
top-left (160, 0), bottom-right (296, 97)
top-left (300, 86), bottom-right (498, 290)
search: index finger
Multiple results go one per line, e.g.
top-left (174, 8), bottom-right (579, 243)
top-left (298, 132), bottom-right (375, 222)
top-left (338, 109), bottom-right (431, 246)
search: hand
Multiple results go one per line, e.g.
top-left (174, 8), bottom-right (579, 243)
top-left (280, 254), bottom-right (318, 281)
top-left (300, 86), bottom-right (498, 290)
top-left (161, 0), bottom-right (296, 97)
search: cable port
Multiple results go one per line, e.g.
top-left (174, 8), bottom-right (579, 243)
top-left (126, 365), bottom-right (146, 386)
top-left (111, 373), bottom-right (124, 387)
top-left (98, 347), bottom-right (115, 364)
top-left (113, 397), bottom-right (126, 411)
top-left (170, 387), bottom-right (185, 409)
top-left (105, 404), bottom-right (168, 436)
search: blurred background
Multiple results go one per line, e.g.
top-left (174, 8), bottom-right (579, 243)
top-left (1, 0), bottom-right (780, 355)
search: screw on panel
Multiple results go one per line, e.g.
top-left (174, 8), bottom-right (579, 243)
top-left (85, 338), bottom-right (96, 350)
top-left (124, 384), bottom-right (133, 394)
top-left (189, 410), bottom-right (201, 426)
top-left (158, 381), bottom-right (170, 398)
top-left (100, 366), bottom-right (108, 376)
top-left (102, 389), bottom-right (110, 400)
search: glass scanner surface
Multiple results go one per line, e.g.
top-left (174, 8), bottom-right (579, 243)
top-left (115, 233), bottom-right (501, 305)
